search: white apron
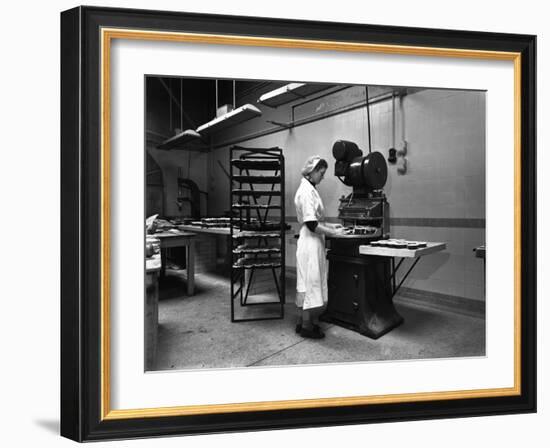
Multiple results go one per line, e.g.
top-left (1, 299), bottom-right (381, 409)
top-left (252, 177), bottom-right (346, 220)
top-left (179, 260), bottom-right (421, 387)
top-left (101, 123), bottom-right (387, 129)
top-left (294, 178), bottom-right (328, 310)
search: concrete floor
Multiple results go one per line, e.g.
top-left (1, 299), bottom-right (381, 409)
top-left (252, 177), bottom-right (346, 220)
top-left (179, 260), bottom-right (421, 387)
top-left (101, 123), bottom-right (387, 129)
top-left (154, 270), bottom-right (485, 371)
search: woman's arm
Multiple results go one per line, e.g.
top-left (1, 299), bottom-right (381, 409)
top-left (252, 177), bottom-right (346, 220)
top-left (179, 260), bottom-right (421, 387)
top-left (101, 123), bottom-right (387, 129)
top-left (305, 221), bottom-right (344, 237)
top-left (326, 222), bottom-right (344, 230)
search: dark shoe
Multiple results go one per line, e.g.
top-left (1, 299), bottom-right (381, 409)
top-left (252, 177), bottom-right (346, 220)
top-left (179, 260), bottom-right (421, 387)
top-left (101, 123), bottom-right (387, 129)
top-left (295, 323), bottom-right (321, 334)
top-left (300, 325), bottom-right (325, 339)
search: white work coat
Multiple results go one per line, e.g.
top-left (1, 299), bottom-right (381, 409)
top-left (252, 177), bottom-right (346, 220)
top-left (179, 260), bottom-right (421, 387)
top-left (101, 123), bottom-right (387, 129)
top-left (294, 177), bottom-right (328, 310)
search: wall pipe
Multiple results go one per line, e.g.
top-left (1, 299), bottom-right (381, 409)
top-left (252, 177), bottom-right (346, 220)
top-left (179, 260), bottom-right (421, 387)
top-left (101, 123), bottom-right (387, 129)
top-left (366, 86), bottom-right (372, 153)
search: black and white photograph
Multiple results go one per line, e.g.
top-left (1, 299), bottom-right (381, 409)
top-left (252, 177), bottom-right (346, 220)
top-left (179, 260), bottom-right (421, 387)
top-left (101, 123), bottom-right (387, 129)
top-left (144, 76), bottom-right (486, 372)
top-left (0, 0), bottom-right (537, 445)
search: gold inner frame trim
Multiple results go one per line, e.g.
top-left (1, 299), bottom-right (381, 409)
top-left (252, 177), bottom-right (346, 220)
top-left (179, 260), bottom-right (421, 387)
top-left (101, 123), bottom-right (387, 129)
top-left (100, 28), bottom-right (522, 421)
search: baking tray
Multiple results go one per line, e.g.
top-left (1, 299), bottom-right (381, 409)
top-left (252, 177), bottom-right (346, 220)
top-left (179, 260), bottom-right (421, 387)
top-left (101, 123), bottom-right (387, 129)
top-left (232, 203), bottom-right (282, 209)
top-left (232, 189), bottom-right (281, 197)
top-left (231, 159), bottom-right (281, 170)
top-left (233, 231), bottom-right (281, 239)
top-left (232, 175), bottom-right (281, 184)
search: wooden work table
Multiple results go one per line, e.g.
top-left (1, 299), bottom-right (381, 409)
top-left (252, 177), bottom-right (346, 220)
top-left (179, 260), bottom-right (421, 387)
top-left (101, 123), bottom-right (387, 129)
top-left (144, 232), bottom-right (195, 370)
top-left (178, 224), bottom-right (293, 237)
top-left (145, 253), bottom-right (161, 273)
top-left (145, 252), bottom-right (161, 371)
top-left (153, 230), bottom-right (197, 296)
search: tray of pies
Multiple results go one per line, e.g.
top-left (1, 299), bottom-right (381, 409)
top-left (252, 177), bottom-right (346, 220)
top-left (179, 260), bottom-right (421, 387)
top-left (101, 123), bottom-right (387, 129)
top-left (233, 244), bottom-right (281, 255)
top-left (233, 256), bottom-right (282, 269)
top-left (231, 159), bottom-right (281, 171)
top-left (231, 189), bottom-right (281, 197)
top-left (232, 203), bottom-right (282, 210)
top-left (239, 222), bottom-right (289, 231)
top-left (232, 175), bottom-right (281, 184)
top-left (233, 231), bottom-right (281, 239)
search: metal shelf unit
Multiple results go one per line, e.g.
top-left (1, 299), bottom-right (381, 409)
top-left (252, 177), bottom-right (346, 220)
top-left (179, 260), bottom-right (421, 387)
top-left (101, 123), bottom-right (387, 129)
top-left (229, 145), bottom-right (285, 322)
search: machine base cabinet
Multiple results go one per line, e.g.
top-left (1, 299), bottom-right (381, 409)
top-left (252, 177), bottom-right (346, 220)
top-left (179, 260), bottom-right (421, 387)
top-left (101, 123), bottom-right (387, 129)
top-left (322, 253), bottom-right (404, 339)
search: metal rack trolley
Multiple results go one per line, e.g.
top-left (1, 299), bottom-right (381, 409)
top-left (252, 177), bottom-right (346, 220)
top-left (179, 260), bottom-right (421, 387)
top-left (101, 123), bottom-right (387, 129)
top-left (229, 146), bottom-right (285, 322)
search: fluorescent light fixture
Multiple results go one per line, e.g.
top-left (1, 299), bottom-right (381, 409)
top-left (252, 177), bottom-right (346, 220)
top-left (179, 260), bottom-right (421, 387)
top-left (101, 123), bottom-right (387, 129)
top-left (196, 104), bottom-right (262, 136)
top-left (157, 129), bottom-right (201, 150)
top-left (258, 83), bottom-right (333, 107)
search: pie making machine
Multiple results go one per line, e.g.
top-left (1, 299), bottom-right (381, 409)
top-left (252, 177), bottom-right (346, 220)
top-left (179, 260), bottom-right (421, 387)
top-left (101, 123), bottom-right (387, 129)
top-left (321, 140), bottom-right (404, 339)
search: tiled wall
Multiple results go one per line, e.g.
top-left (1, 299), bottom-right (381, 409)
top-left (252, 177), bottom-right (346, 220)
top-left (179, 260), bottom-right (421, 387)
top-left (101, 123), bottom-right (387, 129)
top-left (384, 90), bottom-right (486, 221)
top-left (245, 268), bottom-right (281, 297)
top-left (210, 86), bottom-right (486, 303)
top-left (391, 226), bottom-right (485, 301)
top-left (193, 234), bottom-right (217, 273)
top-left (381, 89), bottom-right (486, 302)
top-left (146, 143), bottom-right (210, 218)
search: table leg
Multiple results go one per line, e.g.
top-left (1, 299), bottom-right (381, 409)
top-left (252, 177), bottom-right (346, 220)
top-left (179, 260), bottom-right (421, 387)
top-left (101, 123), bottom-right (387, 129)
top-left (186, 240), bottom-right (195, 295)
top-left (145, 271), bottom-right (158, 371)
top-left (391, 257), bottom-right (396, 294)
top-left (160, 248), bottom-right (166, 278)
top-left (392, 257), bottom-right (421, 298)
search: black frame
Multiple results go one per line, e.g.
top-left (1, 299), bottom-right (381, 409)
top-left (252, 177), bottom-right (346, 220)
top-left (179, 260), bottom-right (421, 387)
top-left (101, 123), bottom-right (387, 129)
top-left (61, 6), bottom-right (536, 442)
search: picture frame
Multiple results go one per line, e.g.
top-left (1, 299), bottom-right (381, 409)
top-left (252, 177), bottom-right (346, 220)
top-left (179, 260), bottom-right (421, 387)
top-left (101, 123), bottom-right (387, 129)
top-left (60, 5), bottom-right (536, 442)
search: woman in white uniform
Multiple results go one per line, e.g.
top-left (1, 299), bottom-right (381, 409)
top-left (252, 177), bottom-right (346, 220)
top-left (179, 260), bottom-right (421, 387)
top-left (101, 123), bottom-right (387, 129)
top-left (294, 156), bottom-right (345, 339)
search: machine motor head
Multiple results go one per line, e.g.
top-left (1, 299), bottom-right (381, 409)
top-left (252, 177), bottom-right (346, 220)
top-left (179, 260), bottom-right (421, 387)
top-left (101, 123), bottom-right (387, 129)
top-left (332, 140), bottom-right (388, 189)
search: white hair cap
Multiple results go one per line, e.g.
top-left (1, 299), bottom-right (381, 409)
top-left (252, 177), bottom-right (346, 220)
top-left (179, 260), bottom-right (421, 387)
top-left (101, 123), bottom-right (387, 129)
top-left (301, 155), bottom-right (322, 177)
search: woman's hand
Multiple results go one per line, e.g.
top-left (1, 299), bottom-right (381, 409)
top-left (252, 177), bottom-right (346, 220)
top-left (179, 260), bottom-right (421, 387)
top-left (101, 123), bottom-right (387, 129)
top-left (330, 224), bottom-right (346, 236)
top-left (315, 222), bottom-right (345, 237)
